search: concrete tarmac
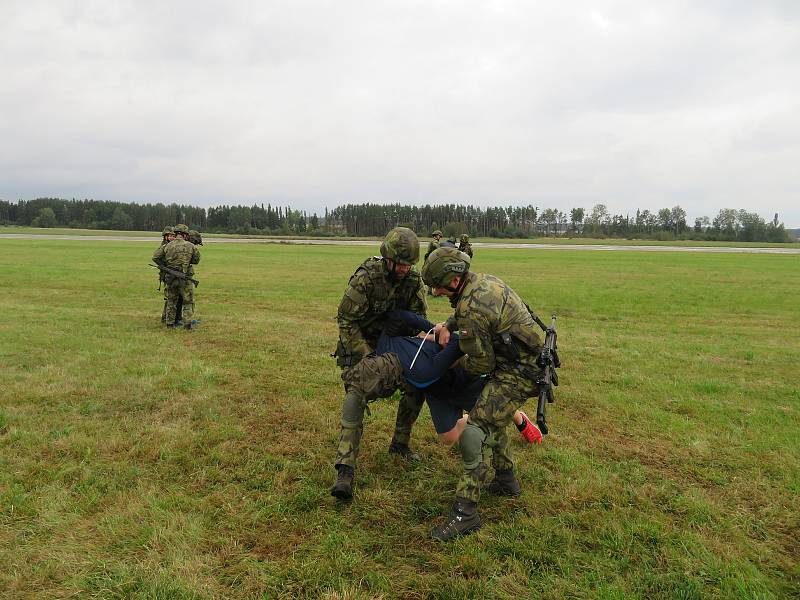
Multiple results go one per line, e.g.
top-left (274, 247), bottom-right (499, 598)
top-left (1, 233), bottom-right (799, 254)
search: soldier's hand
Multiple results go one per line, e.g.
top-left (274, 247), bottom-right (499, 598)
top-left (435, 323), bottom-right (450, 347)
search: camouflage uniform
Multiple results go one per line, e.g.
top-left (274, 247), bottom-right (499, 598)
top-left (422, 247), bottom-right (543, 539)
top-left (333, 256), bottom-right (427, 469)
top-left (183, 230), bottom-right (203, 317)
top-left (159, 227), bottom-right (175, 322)
top-left (446, 271), bottom-right (542, 502)
top-left (458, 235), bottom-right (473, 258)
top-left (152, 235), bottom-right (200, 326)
top-left (424, 231), bottom-right (443, 295)
top-left (424, 230), bottom-right (443, 262)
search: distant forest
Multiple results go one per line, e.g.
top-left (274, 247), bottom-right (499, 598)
top-left (0, 197), bottom-right (794, 243)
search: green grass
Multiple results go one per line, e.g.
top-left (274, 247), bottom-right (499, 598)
top-left (0, 239), bottom-right (798, 599)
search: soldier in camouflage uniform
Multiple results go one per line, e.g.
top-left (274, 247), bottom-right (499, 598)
top-left (424, 230), bottom-right (443, 262)
top-left (159, 226), bottom-right (176, 322)
top-left (330, 227), bottom-right (428, 499)
top-left (152, 224), bottom-right (200, 330)
top-left (424, 230), bottom-right (443, 296)
top-left (422, 247), bottom-right (544, 540)
top-left (458, 234), bottom-right (473, 258)
top-left (181, 230), bottom-right (203, 320)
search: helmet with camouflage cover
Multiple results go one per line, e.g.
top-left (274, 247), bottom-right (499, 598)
top-left (174, 224), bottom-right (189, 234)
top-left (421, 247), bottom-right (471, 288)
top-left (380, 227), bottom-right (420, 265)
top-left (432, 230), bottom-right (443, 238)
top-left (188, 230), bottom-right (203, 245)
top-left (162, 226), bottom-right (175, 236)
top-left (460, 234), bottom-right (469, 243)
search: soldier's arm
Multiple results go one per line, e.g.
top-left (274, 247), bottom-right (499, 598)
top-left (407, 276), bottom-right (428, 318)
top-left (457, 313), bottom-right (496, 376)
top-left (191, 246), bottom-right (201, 264)
top-left (336, 271), bottom-right (373, 359)
top-left (152, 246), bottom-right (166, 264)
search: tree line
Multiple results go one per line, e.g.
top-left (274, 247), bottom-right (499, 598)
top-left (0, 197), bottom-right (793, 242)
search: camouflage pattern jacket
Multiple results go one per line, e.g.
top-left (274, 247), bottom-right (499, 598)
top-left (446, 272), bottom-right (541, 376)
top-left (424, 240), bottom-right (440, 261)
top-left (152, 238), bottom-right (200, 277)
top-left (337, 257), bottom-right (427, 360)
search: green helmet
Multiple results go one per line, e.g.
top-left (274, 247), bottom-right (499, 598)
top-left (432, 230), bottom-right (443, 238)
top-left (174, 224), bottom-right (189, 234)
top-left (162, 226), bottom-right (175, 235)
top-left (460, 234), bottom-right (469, 243)
top-left (421, 247), bottom-right (471, 288)
top-left (188, 230), bottom-right (203, 245)
top-left (380, 227), bottom-right (420, 265)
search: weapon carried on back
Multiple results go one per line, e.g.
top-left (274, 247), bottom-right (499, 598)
top-left (528, 311), bottom-right (560, 435)
top-left (149, 263), bottom-right (200, 288)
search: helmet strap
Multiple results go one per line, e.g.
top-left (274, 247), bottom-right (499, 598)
top-left (443, 272), bottom-right (468, 296)
top-left (384, 258), bottom-right (398, 281)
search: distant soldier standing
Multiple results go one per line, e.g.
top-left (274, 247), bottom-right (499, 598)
top-left (422, 247), bottom-right (545, 541)
top-left (424, 230), bottom-right (443, 295)
top-left (424, 230), bottom-right (443, 262)
top-left (458, 234), bottom-right (473, 258)
top-left (331, 227), bottom-right (428, 499)
top-left (183, 230), bottom-right (203, 320)
top-left (158, 226), bottom-right (176, 322)
top-left (152, 224), bottom-right (200, 330)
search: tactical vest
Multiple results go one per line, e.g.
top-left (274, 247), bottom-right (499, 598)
top-left (350, 257), bottom-right (423, 343)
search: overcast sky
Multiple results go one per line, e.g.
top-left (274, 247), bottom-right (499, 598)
top-left (2, 1), bottom-right (798, 225)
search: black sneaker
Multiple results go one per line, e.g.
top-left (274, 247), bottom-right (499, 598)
top-left (330, 465), bottom-right (354, 500)
top-left (431, 500), bottom-right (481, 541)
top-left (486, 469), bottom-right (521, 497)
top-left (388, 441), bottom-right (420, 462)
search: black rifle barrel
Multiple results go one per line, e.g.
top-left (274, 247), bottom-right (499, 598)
top-left (535, 313), bottom-right (558, 435)
top-left (148, 263), bottom-right (199, 287)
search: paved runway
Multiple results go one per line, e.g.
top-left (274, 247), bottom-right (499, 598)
top-left (1, 233), bottom-right (799, 254)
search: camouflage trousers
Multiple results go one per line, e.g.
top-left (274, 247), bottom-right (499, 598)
top-left (455, 366), bottom-right (540, 503)
top-left (334, 353), bottom-right (424, 469)
top-left (165, 279), bottom-right (195, 325)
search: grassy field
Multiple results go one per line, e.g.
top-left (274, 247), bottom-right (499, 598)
top-left (3, 225), bottom-right (798, 248)
top-left (0, 239), bottom-right (798, 599)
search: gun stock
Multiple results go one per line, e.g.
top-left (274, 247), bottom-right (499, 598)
top-left (149, 263), bottom-right (199, 287)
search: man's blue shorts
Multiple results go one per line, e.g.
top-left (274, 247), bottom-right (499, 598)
top-left (424, 370), bottom-right (485, 434)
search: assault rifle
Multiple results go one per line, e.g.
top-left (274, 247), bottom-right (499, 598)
top-left (529, 311), bottom-right (560, 435)
top-left (149, 263), bottom-right (200, 287)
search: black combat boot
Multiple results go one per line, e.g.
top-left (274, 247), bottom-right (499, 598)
top-left (388, 440), bottom-right (420, 462)
top-left (330, 465), bottom-right (354, 500)
top-left (184, 321), bottom-right (192, 331)
top-left (486, 468), bottom-right (521, 497)
top-left (431, 499), bottom-right (481, 541)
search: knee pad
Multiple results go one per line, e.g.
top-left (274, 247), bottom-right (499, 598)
top-left (341, 391), bottom-right (367, 427)
top-left (460, 422), bottom-right (486, 471)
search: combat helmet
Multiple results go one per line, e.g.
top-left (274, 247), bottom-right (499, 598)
top-left (162, 226), bottom-right (175, 236)
top-left (421, 247), bottom-right (471, 288)
top-left (432, 230), bottom-right (443, 238)
top-left (173, 224), bottom-right (189, 235)
top-left (460, 234), bottom-right (470, 243)
top-left (380, 227), bottom-right (420, 265)
top-left (188, 230), bottom-right (203, 245)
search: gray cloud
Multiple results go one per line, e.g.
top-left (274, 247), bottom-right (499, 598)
top-left (1, 0), bottom-right (798, 225)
